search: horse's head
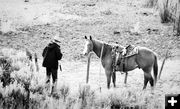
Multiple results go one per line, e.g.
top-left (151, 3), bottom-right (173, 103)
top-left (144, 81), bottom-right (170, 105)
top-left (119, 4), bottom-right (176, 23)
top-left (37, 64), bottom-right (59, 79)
top-left (83, 36), bottom-right (93, 56)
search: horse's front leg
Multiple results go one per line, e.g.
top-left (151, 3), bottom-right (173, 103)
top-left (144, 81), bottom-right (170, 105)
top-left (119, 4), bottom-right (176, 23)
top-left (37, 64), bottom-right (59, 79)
top-left (112, 71), bottom-right (116, 87)
top-left (105, 69), bottom-right (112, 89)
top-left (124, 72), bottom-right (128, 84)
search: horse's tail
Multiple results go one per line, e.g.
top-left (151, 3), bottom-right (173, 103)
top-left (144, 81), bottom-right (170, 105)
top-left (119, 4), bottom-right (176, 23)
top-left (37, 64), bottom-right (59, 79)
top-left (153, 55), bottom-right (158, 84)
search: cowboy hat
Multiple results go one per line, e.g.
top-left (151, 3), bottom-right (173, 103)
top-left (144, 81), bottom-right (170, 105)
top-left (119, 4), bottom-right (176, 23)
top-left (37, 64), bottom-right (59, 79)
top-left (52, 35), bottom-right (61, 43)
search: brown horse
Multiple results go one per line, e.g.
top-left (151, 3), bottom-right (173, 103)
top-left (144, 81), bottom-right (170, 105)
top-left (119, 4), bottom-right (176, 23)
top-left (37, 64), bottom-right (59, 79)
top-left (83, 36), bottom-right (158, 89)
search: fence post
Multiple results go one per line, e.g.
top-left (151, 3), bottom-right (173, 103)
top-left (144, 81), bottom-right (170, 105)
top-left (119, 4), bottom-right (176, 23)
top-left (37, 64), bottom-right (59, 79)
top-left (86, 53), bottom-right (92, 84)
top-left (34, 53), bottom-right (39, 72)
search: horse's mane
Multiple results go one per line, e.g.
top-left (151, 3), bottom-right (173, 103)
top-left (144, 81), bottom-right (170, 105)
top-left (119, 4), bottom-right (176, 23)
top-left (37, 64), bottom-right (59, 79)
top-left (92, 39), bottom-right (105, 44)
top-left (93, 39), bottom-right (124, 48)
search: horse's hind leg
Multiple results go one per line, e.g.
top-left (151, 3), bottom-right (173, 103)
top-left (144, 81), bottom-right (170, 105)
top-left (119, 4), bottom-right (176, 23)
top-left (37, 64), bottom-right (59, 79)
top-left (143, 73), bottom-right (149, 89)
top-left (143, 68), bottom-right (154, 89)
top-left (112, 72), bottom-right (116, 87)
top-left (124, 72), bottom-right (128, 84)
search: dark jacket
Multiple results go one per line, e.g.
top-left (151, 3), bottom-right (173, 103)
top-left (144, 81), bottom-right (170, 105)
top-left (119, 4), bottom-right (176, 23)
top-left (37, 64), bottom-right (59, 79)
top-left (42, 42), bottom-right (62, 69)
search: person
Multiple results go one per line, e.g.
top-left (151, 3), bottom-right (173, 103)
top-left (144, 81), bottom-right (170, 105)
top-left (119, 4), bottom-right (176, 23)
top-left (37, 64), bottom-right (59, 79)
top-left (42, 35), bottom-right (63, 94)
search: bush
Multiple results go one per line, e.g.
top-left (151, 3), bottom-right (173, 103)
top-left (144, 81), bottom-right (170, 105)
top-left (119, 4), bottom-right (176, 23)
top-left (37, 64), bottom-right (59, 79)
top-left (158, 0), bottom-right (180, 35)
top-left (78, 84), bottom-right (95, 109)
top-left (177, 16), bottom-right (180, 35)
top-left (59, 83), bottom-right (70, 102)
top-left (174, 1), bottom-right (180, 35)
top-left (0, 81), bottom-right (28, 109)
top-left (0, 48), bottom-right (164, 109)
top-left (0, 57), bottom-right (14, 87)
top-left (158, 0), bottom-right (178, 23)
top-left (144, 0), bottom-right (158, 7)
top-left (0, 48), bottom-right (40, 109)
top-left (159, 0), bottom-right (172, 23)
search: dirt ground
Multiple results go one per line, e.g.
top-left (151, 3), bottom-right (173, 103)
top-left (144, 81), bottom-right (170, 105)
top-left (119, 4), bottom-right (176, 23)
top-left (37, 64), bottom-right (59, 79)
top-left (57, 59), bottom-right (180, 92)
top-left (0, 0), bottom-right (180, 108)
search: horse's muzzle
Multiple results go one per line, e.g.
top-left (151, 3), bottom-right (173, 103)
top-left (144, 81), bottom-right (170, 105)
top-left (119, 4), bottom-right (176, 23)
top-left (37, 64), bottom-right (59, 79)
top-left (83, 51), bottom-right (90, 56)
top-left (83, 52), bottom-right (92, 57)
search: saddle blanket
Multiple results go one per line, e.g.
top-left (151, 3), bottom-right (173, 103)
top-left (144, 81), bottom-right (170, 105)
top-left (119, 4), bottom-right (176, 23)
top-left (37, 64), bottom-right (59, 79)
top-left (124, 45), bottom-right (138, 57)
top-left (113, 45), bottom-right (139, 57)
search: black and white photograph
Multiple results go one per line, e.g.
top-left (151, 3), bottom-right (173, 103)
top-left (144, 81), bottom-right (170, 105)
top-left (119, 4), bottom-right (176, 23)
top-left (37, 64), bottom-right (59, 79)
top-left (0, 0), bottom-right (180, 109)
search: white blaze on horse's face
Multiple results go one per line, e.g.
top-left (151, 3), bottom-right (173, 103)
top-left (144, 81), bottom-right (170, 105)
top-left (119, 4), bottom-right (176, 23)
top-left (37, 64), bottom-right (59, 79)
top-left (83, 39), bottom-right (93, 56)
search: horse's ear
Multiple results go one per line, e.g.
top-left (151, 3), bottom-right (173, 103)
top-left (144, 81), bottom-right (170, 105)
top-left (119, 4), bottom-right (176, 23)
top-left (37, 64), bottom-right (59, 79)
top-left (89, 36), bottom-right (92, 40)
top-left (85, 36), bottom-right (87, 39)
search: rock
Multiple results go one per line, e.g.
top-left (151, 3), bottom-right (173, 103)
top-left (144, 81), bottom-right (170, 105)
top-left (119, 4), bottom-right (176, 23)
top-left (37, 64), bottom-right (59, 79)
top-left (146, 28), bottom-right (159, 34)
top-left (24, 0), bottom-right (29, 2)
top-left (113, 31), bottom-right (121, 35)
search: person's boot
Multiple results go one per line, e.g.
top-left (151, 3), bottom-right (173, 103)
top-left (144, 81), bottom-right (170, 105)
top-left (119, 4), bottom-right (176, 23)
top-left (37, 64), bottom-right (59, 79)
top-left (45, 77), bottom-right (50, 92)
top-left (51, 81), bottom-right (57, 94)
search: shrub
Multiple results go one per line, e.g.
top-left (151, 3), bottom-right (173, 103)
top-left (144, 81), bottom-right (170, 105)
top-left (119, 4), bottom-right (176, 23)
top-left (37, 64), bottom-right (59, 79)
top-left (0, 57), bottom-right (14, 87)
top-left (0, 48), bottom-right (165, 109)
top-left (65, 96), bottom-right (77, 109)
top-left (59, 83), bottom-right (70, 102)
top-left (174, 1), bottom-right (180, 35)
top-left (177, 16), bottom-right (180, 35)
top-left (144, 0), bottom-right (158, 7)
top-left (159, 0), bottom-right (172, 23)
top-left (78, 84), bottom-right (95, 109)
top-left (158, 0), bottom-right (180, 35)
top-left (0, 81), bottom-right (28, 109)
top-left (101, 9), bottom-right (112, 15)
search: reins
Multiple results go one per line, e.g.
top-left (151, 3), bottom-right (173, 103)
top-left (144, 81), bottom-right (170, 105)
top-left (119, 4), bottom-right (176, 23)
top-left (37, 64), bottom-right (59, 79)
top-left (99, 43), bottom-right (104, 92)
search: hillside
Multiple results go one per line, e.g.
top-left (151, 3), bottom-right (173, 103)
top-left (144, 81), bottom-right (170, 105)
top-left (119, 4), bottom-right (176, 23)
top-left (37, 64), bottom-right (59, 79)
top-left (0, 0), bottom-right (179, 61)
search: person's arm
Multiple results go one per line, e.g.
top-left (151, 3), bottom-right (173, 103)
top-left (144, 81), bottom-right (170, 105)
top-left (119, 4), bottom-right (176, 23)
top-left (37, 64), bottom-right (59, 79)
top-left (42, 47), bottom-right (48, 57)
top-left (56, 47), bottom-right (63, 60)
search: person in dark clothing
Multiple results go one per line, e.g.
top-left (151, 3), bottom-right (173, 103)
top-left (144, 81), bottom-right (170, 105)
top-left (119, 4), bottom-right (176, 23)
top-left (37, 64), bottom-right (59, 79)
top-left (42, 35), bottom-right (62, 94)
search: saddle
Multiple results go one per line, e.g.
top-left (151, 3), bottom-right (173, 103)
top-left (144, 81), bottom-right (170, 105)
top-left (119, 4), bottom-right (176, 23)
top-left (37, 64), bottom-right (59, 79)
top-left (112, 44), bottom-right (138, 72)
top-left (123, 45), bottom-right (138, 57)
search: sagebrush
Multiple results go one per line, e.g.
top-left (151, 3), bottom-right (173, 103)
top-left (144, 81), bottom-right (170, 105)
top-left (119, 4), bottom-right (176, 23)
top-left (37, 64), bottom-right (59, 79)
top-left (0, 48), bottom-right (164, 109)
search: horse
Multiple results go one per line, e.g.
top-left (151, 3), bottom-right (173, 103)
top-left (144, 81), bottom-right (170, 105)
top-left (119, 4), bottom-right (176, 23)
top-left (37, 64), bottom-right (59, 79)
top-left (83, 36), bottom-right (158, 89)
